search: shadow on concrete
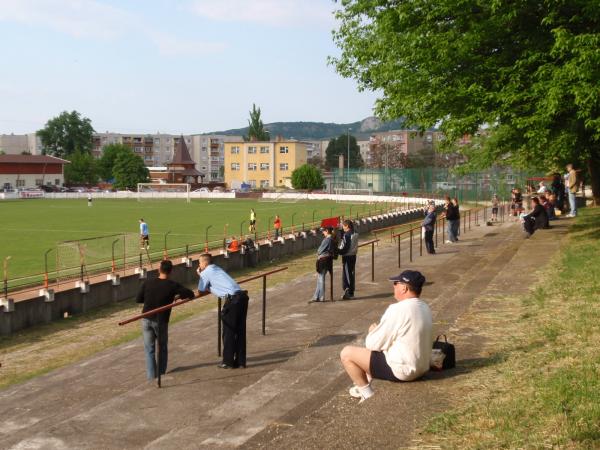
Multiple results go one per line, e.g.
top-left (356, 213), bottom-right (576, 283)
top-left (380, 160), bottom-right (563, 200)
top-left (169, 349), bottom-right (301, 374)
top-left (309, 333), bottom-right (359, 348)
top-left (423, 353), bottom-right (508, 381)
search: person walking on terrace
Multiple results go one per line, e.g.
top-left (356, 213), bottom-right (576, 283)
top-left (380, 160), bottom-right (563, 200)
top-left (340, 270), bottom-right (432, 402)
top-left (309, 227), bottom-right (334, 303)
top-left (422, 204), bottom-right (437, 254)
top-left (197, 253), bottom-right (249, 369)
top-left (338, 219), bottom-right (359, 300)
top-left (136, 260), bottom-right (195, 380)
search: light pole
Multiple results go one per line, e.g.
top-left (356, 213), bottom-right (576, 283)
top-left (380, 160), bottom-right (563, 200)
top-left (347, 128), bottom-right (351, 174)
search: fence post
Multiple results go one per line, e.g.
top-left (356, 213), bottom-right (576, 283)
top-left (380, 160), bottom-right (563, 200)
top-left (217, 297), bottom-right (222, 356)
top-left (435, 220), bottom-right (438, 248)
top-left (44, 249), bottom-right (52, 289)
top-left (262, 275), bottom-right (266, 335)
top-left (419, 228), bottom-right (423, 256)
top-left (397, 234), bottom-right (401, 268)
top-left (163, 230), bottom-right (171, 260)
top-left (442, 218), bottom-right (445, 243)
top-left (329, 267), bottom-right (334, 302)
top-left (410, 230), bottom-right (414, 262)
top-left (156, 326), bottom-right (162, 388)
top-left (371, 241), bottom-right (375, 281)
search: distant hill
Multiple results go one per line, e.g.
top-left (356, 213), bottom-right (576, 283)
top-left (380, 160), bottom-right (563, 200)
top-left (207, 117), bottom-right (413, 141)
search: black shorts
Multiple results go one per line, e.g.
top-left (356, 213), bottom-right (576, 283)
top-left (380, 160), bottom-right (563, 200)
top-left (492, 207), bottom-right (498, 214)
top-left (250, 220), bottom-right (256, 225)
top-left (141, 235), bottom-right (149, 242)
top-left (369, 351), bottom-right (400, 382)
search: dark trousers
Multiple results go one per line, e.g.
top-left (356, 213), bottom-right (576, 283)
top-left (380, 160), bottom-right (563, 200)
top-left (342, 255), bottom-right (356, 295)
top-left (221, 291), bottom-right (249, 367)
top-left (424, 229), bottom-right (435, 254)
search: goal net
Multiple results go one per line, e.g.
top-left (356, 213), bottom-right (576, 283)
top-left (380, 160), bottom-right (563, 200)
top-left (137, 183), bottom-right (190, 202)
top-left (334, 187), bottom-right (374, 203)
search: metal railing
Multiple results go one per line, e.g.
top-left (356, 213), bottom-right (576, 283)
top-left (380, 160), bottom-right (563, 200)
top-left (117, 266), bottom-right (288, 388)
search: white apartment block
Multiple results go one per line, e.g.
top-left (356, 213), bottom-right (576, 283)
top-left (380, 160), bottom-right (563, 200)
top-left (191, 134), bottom-right (244, 182)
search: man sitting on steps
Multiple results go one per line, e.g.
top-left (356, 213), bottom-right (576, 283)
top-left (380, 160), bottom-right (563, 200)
top-left (340, 270), bottom-right (433, 402)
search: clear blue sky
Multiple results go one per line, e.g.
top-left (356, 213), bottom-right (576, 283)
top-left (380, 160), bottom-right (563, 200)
top-left (0, 0), bottom-right (378, 135)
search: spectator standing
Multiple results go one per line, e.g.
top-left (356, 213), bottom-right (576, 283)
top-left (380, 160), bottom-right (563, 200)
top-left (139, 218), bottom-right (150, 250)
top-left (197, 253), bottom-right (249, 369)
top-left (491, 194), bottom-right (499, 221)
top-left (273, 215), bottom-right (282, 239)
top-left (422, 205), bottom-right (437, 254)
top-left (87, 193), bottom-right (92, 207)
top-left (444, 196), bottom-right (459, 243)
top-left (340, 270), bottom-right (432, 402)
top-left (451, 197), bottom-right (460, 240)
top-left (309, 227), bottom-right (334, 303)
top-left (551, 173), bottom-right (565, 211)
top-left (136, 260), bottom-right (194, 380)
top-left (566, 164), bottom-right (579, 217)
top-left (338, 219), bottom-right (359, 300)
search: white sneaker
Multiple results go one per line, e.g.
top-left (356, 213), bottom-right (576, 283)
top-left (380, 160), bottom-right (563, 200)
top-left (349, 385), bottom-right (361, 398)
top-left (445, 240), bottom-right (452, 244)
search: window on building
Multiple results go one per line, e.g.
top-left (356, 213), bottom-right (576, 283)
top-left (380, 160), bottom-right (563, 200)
top-left (201, 166), bottom-right (207, 170)
top-left (249, 180), bottom-right (256, 187)
top-left (134, 146), bottom-right (143, 153)
top-left (231, 146), bottom-right (240, 154)
top-left (211, 172), bottom-right (219, 179)
top-left (248, 163), bottom-right (257, 171)
top-left (260, 163), bottom-right (270, 170)
top-left (231, 162), bottom-right (240, 171)
top-left (55, 179), bottom-right (60, 185)
top-left (16, 179), bottom-right (25, 187)
top-left (35, 179), bottom-right (43, 186)
top-left (279, 163), bottom-right (289, 171)
top-left (260, 146), bottom-right (270, 154)
top-left (279, 146), bottom-right (289, 154)
top-left (248, 146), bottom-right (257, 154)
top-left (260, 180), bottom-right (269, 188)
top-left (202, 146), bottom-right (207, 151)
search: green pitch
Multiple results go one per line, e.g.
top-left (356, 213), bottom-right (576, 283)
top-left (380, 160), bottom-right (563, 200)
top-left (1, 198), bottom-right (381, 285)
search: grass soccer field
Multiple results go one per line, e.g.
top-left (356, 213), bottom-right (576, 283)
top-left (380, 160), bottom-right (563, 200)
top-left (0, 197), bottom-right (380, 285)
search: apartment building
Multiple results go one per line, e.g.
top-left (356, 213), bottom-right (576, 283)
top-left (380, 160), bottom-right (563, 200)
top-left (366, 130), bottom-right (444, 168)
top-left (191, 135), bottom-right (243, 182)
top-left (224, 140), bottom-right (307, 189)
top-left (0, 133), bottom-right (43, 155)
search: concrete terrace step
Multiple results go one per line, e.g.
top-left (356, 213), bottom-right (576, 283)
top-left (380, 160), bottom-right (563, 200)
top-left (0, 216), bottom-right (530, 449)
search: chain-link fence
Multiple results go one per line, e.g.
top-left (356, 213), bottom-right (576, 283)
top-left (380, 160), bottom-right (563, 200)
top-left (329, 167), bottom-right (543, 202)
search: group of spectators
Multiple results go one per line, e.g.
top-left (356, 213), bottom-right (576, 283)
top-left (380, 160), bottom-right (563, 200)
top-left (520, 163), bottom-right (581, 236)
top-left (419, 197), bottom-right (461, 255)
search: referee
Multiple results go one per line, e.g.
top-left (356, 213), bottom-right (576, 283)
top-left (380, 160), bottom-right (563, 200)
top-left (197, 253), bottom-right (249, 369)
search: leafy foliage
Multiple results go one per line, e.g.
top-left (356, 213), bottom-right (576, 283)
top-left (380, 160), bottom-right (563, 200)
top-left (112, 152), bottom-right (149, 189)
top-left (291, 164), bottom-right (324, 190)
top-left (325, 134), bottom-right (363, 170)
top-left (331, 0), bottom-right (600, 201)
top-left (246, 104), bottom-right (270, 142)
top-left (37, 111), bottom-right (94, 158)
top-left (97, 143), bottom-right (130, 181)
top-left (64, 151), bottom-right (97, 185)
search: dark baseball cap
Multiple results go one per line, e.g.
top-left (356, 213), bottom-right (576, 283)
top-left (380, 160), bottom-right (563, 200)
top-left (389, 270), bottom-right (426, 290)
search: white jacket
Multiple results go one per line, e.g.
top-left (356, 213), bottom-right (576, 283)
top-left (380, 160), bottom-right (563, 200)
top-left (365, 298), bottom-right (433, 381)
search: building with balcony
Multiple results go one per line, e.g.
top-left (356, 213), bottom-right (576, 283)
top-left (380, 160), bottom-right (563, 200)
top-left (224, 139), bottom-right (307, 189)
top-left (191, 134), bottom-right (243, 182)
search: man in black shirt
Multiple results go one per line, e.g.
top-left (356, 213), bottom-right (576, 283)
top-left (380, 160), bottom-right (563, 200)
top-left (136, 260), bottom-right (194, 380)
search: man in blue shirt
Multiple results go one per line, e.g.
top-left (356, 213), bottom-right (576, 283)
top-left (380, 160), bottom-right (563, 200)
top-left (197, 253), bottom-right (249, 369)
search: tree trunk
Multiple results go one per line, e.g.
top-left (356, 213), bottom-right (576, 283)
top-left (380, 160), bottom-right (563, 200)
top-left (588, 143), bottom-right (600, 206)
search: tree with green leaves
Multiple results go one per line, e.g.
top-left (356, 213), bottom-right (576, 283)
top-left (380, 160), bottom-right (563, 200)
top-left (112, 152), bottom-right (149, 189)
top-left (64, 151), bottom-right (97, 185)
top-left (97, 143), bottom-right (130, 181)
top-left (37, 111), bottom-right (94, 158)
top-left (291, 164), bottom-right (325, 190)
top-left (113, 151), bottom-right (150, 189)
top-left (332, 1), bottom-right (600, 203)
top-left (325, 134), bottom-right (363, 170)
top-left (246, 104), bottom-right (270, 142)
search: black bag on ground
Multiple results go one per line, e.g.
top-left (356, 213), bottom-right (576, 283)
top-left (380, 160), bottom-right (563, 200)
top-left (431, 335), bottom-right (456, 370)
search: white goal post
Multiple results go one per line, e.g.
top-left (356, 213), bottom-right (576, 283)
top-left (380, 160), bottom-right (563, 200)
top-left (334, 187), bottom-right (374, 203)
top-left (137, 183), bottom-right (191, 203)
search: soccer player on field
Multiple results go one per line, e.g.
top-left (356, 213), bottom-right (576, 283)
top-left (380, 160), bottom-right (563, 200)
top-left (139, 218), bottom-right (150, 250)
